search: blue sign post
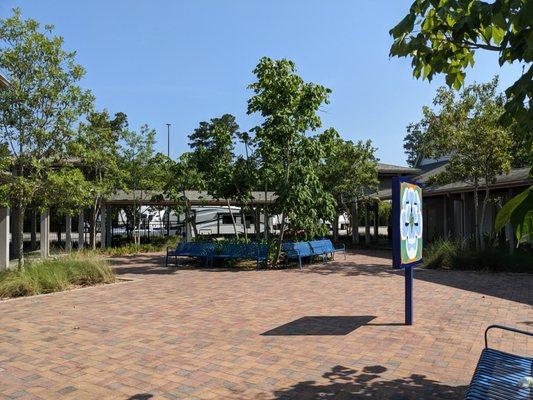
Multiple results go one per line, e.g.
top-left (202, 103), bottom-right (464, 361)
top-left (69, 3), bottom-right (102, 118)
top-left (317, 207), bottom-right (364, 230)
top-left (392, 177), bottom-right (423, 325)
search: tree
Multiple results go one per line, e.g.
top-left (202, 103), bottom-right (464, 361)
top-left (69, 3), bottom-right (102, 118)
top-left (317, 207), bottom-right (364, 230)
top-left (318, 128), bottom-right (378, 242)
top-left (0, 9), bottom-right (93, 266)
top-left (248, 57), bottom-right (335, 264)
top-left (407, 78), bottom-right (513, 249)
top-left (41, 167), bottom-right (92, 218)
top-left (390, 0), bottom-right (532, 245)
top-left (121, 125), bottom-right (159, 245)
top-left (160, 153), bottom-right (206, 238)
top-left (72, 110), bottom-right (128, 248)
top-left (188, 114), bottom-right (243, 236)
top-left (390, 0), bottom-right (532, 147)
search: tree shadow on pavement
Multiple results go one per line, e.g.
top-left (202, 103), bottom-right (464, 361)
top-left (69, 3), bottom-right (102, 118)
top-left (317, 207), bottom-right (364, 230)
top-left (272, 365), bottom-right (467, 399)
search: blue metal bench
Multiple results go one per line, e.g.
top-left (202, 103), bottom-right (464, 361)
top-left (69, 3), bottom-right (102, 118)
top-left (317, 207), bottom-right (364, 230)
top-left (211, 243), bottom-right (269, 270)
top-left (465, 325), bottom-right (532, 400)
top-left (282, 241), bottom-right (325, 270)
top-left (165, 242), bottom-right (216, 267)
top-left (309, 239), bottom-right (346, 261)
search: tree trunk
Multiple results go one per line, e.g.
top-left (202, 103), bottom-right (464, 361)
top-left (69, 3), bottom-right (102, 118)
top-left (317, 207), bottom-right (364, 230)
top-left (254, 206), bottom-right (261, 241)
top-left (473, 182), bottom-right (480, 250)
top-left (479, 184), bottom-right (490, 250)
top-left (273, 212), bottom-right (286, 267)
top-left (135, 204), bottom-right (141, 245)
top-left (191, 210), bottom-right (198, 237)
top-left (241, 206), bottom-right (248, 241)
top-left (263, 184), bottom-right (269, 240)
top-left (89, 209), bottom-right (97, 249)
top-left (332, 213), bottom-right (339, 243)
top-left (226, 198), bottom-right (239, 238)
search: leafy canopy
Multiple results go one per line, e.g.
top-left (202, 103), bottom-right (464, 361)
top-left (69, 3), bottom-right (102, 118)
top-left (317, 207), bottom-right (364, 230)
top-left (318, 128), bottom-right (378, 213)
top-left (390, 0), bottom-right (532, 151)
top-left (407, 77), bottom-right (513, 186)
top-left (0, 8), bottom-right (93, 208)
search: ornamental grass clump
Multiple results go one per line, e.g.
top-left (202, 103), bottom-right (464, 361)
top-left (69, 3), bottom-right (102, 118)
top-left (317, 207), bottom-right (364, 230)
top-left (423, 238), bottom-right (531, 273)
top-left (0, 254), bottom-right (115, 299)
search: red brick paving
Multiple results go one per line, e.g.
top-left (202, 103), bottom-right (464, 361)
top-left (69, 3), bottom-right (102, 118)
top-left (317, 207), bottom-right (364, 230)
top-left (0, 250), bottom-right (531, 399)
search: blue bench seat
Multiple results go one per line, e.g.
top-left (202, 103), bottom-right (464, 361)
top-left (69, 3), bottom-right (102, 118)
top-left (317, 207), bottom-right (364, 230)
top-left (465, 325), bottom-right (532, 400)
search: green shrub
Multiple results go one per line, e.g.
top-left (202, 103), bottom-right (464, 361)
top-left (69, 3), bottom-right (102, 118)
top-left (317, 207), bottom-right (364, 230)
top-left (0, 254), bottom-right (115, 299)
top-left (423, 238), bottom-right (532, 273)
top-left (107, 236), bottom-right (181, 256)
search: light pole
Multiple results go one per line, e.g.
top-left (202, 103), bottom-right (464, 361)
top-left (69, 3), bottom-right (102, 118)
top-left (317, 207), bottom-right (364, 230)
top-left (166, 123), bottom-right (171, 236)
top-left (166, 123), bottom-right (171, 158)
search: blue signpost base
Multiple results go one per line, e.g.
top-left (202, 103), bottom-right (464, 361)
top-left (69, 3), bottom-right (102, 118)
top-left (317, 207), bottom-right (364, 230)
top-left (405, 266), bottom-right (413, 325)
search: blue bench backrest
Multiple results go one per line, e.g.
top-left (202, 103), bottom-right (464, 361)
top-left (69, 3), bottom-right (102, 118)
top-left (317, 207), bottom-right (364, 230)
top-left (219, 243), bottom-right (247, 257)
top-left (282, 242), bottom-right (314, 257)
top-left (308, 240), bottom-right (329, 255)
top-left (217, 243), bottom-right (269, 260)
top-left (177, 242), bottom-right (216, 257)
top-left (256, 244), bottom-right (268, 260)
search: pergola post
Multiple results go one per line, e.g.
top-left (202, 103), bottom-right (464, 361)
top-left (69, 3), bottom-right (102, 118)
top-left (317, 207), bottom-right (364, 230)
top-left (40, 209), bottom-right (50, 258)
top-left (460, 192), bottom-right (467, 239)
top-left (373, 202), bottom-right (379, 243)
top-left (0, 208), bottom-right (9, 270)
top-left (100, 205), bottom-right (107, 249)
top-left (443, 196), bottom-right (448, 239)
top-left (364, 204), bottom-right (371, 245)
top-left (11, 207), bottom-right (20, 259)
top-left (78, 210), bottom-right (85, 250)
top-left (65, 215), bottom-right (72, 252)
top-left (30, 210), bottom-right (37, 251)
top-left (351, 201), bottom-right (359, 244)
top-left (105, 206), bottom-right (112, 247)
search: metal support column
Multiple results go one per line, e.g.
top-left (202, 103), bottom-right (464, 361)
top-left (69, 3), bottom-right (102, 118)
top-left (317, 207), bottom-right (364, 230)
top-left (405, 266), bottom-right (413, 325)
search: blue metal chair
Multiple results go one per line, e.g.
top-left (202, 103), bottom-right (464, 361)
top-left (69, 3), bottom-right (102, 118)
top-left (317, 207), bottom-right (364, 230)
top-left (465, 325), bottom-right (532, 399)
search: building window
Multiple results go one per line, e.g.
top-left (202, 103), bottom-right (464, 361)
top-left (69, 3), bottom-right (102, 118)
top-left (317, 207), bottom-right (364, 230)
top-left (222, 215), bottom-right (234, 225)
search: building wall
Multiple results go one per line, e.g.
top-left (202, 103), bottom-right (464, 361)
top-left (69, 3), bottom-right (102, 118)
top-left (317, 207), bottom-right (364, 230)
top-left (423, 186), bottom-right (528, 242)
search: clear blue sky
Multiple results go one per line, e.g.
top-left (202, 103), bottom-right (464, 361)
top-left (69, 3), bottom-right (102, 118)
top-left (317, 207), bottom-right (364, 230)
top-left (2, 1), bottom-right (524, 165)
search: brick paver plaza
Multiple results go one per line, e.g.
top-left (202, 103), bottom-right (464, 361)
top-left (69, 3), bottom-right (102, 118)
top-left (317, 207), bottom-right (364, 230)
top-left (0, 251), bottom-right (531, 399)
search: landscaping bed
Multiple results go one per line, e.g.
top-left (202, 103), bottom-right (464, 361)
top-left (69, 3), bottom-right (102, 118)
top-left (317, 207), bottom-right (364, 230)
top-left (0, 253), bottom-right (116, 299)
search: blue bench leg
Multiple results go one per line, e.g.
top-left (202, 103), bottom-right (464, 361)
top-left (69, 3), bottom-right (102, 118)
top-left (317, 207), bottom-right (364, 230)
top-left (165, 254), bottom-right (169, 268)
top-left (299, 257), bottom-right (303, 270)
